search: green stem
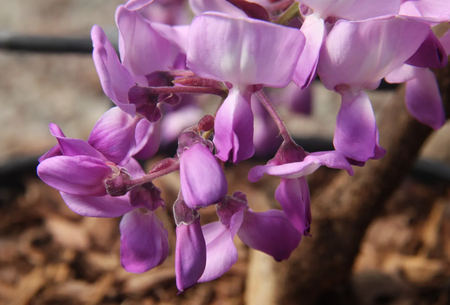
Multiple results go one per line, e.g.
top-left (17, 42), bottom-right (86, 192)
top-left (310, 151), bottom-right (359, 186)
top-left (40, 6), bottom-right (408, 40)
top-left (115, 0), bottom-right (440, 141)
top-left (274, 2), bottom-right (300, 26)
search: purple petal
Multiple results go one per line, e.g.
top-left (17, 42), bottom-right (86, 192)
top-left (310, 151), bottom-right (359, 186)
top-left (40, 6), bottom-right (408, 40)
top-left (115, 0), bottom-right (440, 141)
top-left (116, 6), bottom-right (179, 84)
top-left (161, 106), bottom-right (204, 145)
top-left (334, 90), bottom-right (381, 162)
top-left (61, 192), bottom-right (133, 217)
top-left (39, 123), bottom-right (69, 162)
top-left (122, 157), bottom-right (145, 178)
top-left (37, 155), bottom-right (112, 196)
top-left (134, 119), bottom-right (161, 160)
top-left (385, 64), bottom-right (417, 83)
top-left (187, 12), bottom-right (305, 87)
top-left (49, 123), bottom-right (65, 137)
top-left (400, 0), bottom-right (450, 22)
top-left (405, 29), bottom-right (447, 69)
top-left (120, 209), bottom-right (169, 273)
top-left (180, 143), bottom-right (228, 209)
top-left (39, 145), bottom-right (62, 162)
top-left (188, 0), bottom-right (247, 17)
top-left (150, 23), bottom-right (189, 55)
top-left (88, 107), bottom-right (138, 166)
top-left (248, 150), bottom-right (354, 181)
top-left (198, 221), bottom-right (238, 283)
top-left (274, 178), bottom-right (311, 235)
top-left (405, 67), bottom-right (445, 130)
top-left (293, 14), bottom-right (325, 89)
top-left (175, 218), bottom-right (206, 291)
top-left (318, 16), bottom-right (430, 91)
top-left (301, 0), bottom-right (401, 20)
top-left (238, 209), bottom-right (302, 261)
top-left (214, 88), bottom-right (255, 163)
top-left (45, 123), bottom-right (102, 159)
top-left (91, 25), bottom-right (136, 115)
top-left (439, 29), bottom-right (450, 55)
top-left (55, 136), bottom-right (107, 161)
top-left (124, 0), bottom-right (154, 11)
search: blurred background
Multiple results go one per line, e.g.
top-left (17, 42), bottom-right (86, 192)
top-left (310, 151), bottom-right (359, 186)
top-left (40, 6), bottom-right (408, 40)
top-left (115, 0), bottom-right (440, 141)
top-left (1, 0), bottom-right (450, 304)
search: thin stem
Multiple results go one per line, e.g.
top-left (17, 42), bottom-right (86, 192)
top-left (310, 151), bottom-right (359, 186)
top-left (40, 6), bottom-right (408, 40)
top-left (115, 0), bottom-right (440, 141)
top-left (125, 160), bottom-right (180, 189)
top-left (149, 85), bottom-right (227, 98)
top-left (255, 90), bottom-right (292, 142)
top-left (274, 2), bottom-right (300, 26)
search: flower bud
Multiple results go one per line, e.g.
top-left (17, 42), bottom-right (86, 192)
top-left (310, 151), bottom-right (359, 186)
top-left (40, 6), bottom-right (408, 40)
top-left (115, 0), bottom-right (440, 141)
top-left (179, 143), bottom-right (227, 209)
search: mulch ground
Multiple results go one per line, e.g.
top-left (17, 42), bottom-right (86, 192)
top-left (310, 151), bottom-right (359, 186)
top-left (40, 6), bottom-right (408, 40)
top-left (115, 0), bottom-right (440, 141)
top-left (1, 159), bottom-right (450, 305)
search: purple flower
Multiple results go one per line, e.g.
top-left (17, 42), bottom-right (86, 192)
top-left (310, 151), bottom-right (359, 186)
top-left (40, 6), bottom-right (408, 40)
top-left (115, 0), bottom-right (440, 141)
top-left (173, 195), bottom-right (207, 292)
top-left (91, 6), bottom-right (187, 121)
top-left (248, 141), bottom-right (354, 234)
top-left (178, 131), bottom-right (228, 209)
top-left (384, 30), bottom-right (449, 130)
top-left (293, 0), bottom-right (402, 88)
top-left (399, 0), bottom-right (450, 22)
top-left (187, 12), bottom-right (305, 163)
top-left (317, 15), bottom-right (430, 162)
top-left (38, 108), bottom-right (169, 273)
top-left (198, 191), bottom-right (301, 282)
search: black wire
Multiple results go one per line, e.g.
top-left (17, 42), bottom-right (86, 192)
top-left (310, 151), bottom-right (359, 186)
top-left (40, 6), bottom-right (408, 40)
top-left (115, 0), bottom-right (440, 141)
top-left (0, 32), bottom-right (119, 54)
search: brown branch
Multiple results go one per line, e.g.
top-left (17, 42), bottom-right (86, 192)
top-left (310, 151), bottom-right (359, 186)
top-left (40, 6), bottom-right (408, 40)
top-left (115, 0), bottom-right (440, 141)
top-left (246, 62), bottom-right (450, 305)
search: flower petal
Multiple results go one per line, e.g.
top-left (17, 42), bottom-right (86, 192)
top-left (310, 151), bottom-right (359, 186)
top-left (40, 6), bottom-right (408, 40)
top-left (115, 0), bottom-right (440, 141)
top-left (88, 107), bottom-right (138, 166)
top-left (238, 209), bottom-right (302, 261)
top-left (198, 221), bottom-right (239, 283)
top-left (274, 177), bottom-right (311, 234)
top-left (91, 25), bottom-right (136, 115)
top-left (180, 143), bottom-right (228, 209)
top-left (187, 12), bottom-right (304, 87)
top-left (248, 150), bottom-right (354, 181)
top-left (60, 192), bottom-right (133, 217)
top-left (37, 155), bottom-right (111, 196)
top-left (293, 14), bottom-right (325, 89)
top-left (175, 218), bottom-right (206, 291)
top-left (334, 90), bottom-right (382, 162)
top-left (124, 0), bottom-right (154, 11)
top-left (214, 88), bottom-right (255, 163)
top-left (134, 119), bottom-right (161, 160)
top-left (120, 210), bottom-right (169, 273)
top-left (318, 16), bottom-right (430, 91)
top-left (405, 29), bottom-right (447, 69)
top-left (405, 67), bottom-right (445, 130)
top-left (116, 6), bottom-right (179, 85)
top-left (188, 0), bottom-right (247, 17)
top-left (400, 0), bottom-right (450, 22)
top-left (301, 0), bottom-right (401, 20)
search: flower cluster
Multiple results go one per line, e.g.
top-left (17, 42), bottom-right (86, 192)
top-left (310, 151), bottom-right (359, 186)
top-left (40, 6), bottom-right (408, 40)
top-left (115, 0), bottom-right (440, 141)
top-left (37, 0), bottom-right (450, 292)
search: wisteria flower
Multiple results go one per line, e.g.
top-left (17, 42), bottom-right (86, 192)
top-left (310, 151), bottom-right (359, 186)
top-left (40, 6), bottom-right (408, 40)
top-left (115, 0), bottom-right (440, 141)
top-left (317, 15), bottom-right (430, 162)
top-left (177, 130), bottom-right (228, 209)
top-left (198, 191), bottom-right (301, 282)
top-left (187, 12), bottom-right (305, 163)
top-left (37, 108), bottom-right (169, 272)
top-left (248, 141), bottom-right (354, 234)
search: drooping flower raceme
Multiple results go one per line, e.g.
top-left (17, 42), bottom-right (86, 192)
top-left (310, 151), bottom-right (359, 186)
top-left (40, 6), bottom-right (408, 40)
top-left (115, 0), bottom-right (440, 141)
top-left (35, 0), bottom-right (450, 294)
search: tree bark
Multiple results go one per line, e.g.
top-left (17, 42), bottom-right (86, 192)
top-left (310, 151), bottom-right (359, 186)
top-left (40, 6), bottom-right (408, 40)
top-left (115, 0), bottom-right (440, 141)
top-left (246, 63), bottom-right (450, 305)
